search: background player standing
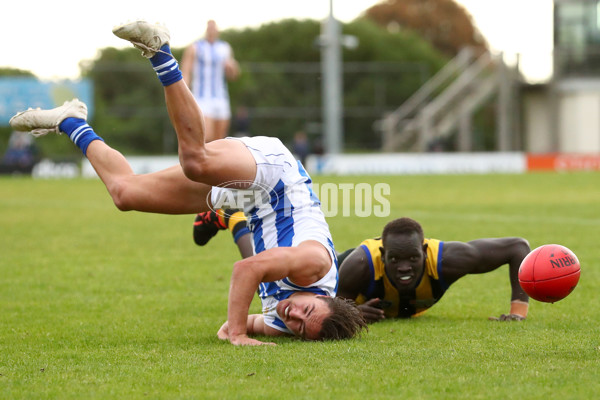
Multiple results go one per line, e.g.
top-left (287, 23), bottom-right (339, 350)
top-left (181, 20), bottom-right (240, 142)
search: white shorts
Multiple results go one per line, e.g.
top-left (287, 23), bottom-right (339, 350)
top-left (195, 97), bottom-right (231, 120)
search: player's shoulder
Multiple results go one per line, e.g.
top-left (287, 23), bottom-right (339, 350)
top-left (360, 236), bottom-right (382, 248)
top-left (437, 240), bottom-right (481, 267)
top-left (341, 245), bottom-right (371, 268)
top-left (339, 246), bottom-right (373, 282)
top-left (342, 238), bottom-right (382, 275)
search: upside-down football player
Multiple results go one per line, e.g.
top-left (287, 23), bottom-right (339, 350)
top-left (10, 21), bottom-right (367, 346)
top-left (194, 212), bottom-right (531, 322)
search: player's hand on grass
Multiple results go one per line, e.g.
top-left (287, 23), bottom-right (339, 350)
top-left (217, 321), bottom-right (229, 340)
top-left (488, 313), bottom-right (526, 321)
top-left (229, 334), bottom-right (276, 346)
top-left (217, 319), bottom-right (275, 345)
top-left (358, 298), bottom-right (386, 323)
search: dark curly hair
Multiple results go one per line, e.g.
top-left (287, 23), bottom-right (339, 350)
top-left (381, 217), bottom-right (424, 244)
top-left (317, 296), bottom-right (368, 341)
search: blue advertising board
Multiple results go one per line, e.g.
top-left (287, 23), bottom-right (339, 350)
top-left (0, 77), bottom-right (93, 126)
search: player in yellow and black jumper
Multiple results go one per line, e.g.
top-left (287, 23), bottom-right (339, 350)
top-left (339, 235), bottom-right (445, 319)
top-left (336, 217), bottom-right (531, 322)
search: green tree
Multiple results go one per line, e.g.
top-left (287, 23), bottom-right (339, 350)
top-left (0, 68), bottom-right (35, 78)
top-left (7, 18), bottom-right (449, 155)
top-left (221, 18), bottom-right (448, 150)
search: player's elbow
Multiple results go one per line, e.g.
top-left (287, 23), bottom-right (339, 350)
top-left (514, 237), bottom-right (531, 253)
top-left (231, 258), bottom-right (256, 279)
top-left (511, 237), bottom-right (531, 261)
top-left (304, 247), bottom-right (333, 275)
top-left (313, 253), bottom-right (332, 272)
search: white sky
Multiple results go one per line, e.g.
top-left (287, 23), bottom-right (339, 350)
top-left (2, 0), bottom-right (553, 82)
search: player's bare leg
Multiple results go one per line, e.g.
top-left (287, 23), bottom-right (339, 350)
top-left (162, 81), bottom-right (255, 187)
top-left (113, 21), bottom-right (256, 188)
top-left (9, 100), bottom-right (212, 214)
top-left (85, 140), bottom-right (211, 214)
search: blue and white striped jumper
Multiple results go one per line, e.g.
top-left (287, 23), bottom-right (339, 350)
top-left (210, 136), bottom-right (338, 334)
top-left (190, 39), bottom-right (232, 103)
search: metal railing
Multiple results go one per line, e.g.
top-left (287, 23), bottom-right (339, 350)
top-left (379, 48), bottom-right (511, 152)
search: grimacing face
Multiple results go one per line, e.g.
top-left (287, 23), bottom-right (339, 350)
top-left (381, 231), bottom-right (427, 291)
top-left (276, 293), bottom-right (331, 340)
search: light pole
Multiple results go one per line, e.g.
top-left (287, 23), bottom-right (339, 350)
top-left (320, 0), bottom-right (343, 154)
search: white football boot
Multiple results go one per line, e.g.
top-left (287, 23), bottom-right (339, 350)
top-left (112, 21), bottom-right (171, 58)
top-left (9, 99), bottom-right (88, 137)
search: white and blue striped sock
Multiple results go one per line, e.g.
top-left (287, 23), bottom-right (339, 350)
top-left (59, 118), bottom-right (104, 156)
top-left (150, 44), bottom-right (182, 86)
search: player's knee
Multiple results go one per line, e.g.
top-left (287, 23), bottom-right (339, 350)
top-left (107, 179), bottom-right (135, 211)
top-left (180, 149), bottom-right (210, 182)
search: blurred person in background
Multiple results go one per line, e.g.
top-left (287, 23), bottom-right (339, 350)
top-left (181, 20), bottom-right (240, 142)
top-left (292, 130), bottom-right (310, 166)
top-left (0, 130), bottom-right (39, 174)
top-left (231, 105), bottom-right (251, 137)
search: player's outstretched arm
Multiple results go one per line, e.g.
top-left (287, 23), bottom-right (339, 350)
top-left (441, 238), bottom-right (531, 320)
top-left (225, 48), bottom-right (240, 81)
top-left (225, 241), bottom-right (330, 345)
top-left (338, 248), bottom-right (385, 323)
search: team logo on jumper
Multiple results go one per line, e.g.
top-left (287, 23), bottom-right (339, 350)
top-left (206, 180), bottom-right (277, 219)
top-left (207, 180), bottom-right (392, 218)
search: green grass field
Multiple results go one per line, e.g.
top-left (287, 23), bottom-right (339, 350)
top-left (1, 172), bottom-right (599, 399)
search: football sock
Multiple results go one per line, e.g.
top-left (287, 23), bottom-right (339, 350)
top-left (59, 118), bottom-right (104, 156)
top-left (149, 44), bottom-right (182, 86)
top-left (222, 210), bottom-right (250, 244)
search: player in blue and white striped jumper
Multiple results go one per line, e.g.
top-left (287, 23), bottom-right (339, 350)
top-left (10, 21), bottom-right (366, 346)
top-left (209, 136), bottom-right (342, 337)
top-left (181, 20), bottom-right (239, 142)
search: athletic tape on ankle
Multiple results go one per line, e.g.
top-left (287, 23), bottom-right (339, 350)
top-left (510, 300), bottom-right (528, 317)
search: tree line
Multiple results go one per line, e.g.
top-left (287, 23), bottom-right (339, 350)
top-left (3, 0), bottom-right (489, 156)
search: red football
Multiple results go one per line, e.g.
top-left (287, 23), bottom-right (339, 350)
top-left (518, 244), bottom-right (580, 303)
